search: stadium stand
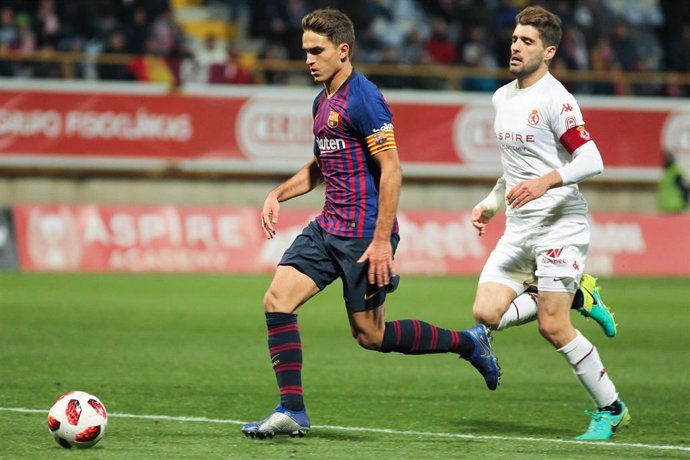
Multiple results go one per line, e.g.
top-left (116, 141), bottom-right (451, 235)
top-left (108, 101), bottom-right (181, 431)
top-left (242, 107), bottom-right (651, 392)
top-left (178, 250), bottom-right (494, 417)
top-left (0, 0), bottom-right (688, 95)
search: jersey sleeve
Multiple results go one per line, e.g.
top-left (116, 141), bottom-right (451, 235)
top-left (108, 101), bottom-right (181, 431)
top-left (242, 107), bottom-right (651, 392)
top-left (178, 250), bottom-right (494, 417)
top-left (548, 92), bottom-right (593, 155)
top-left (350, 86), bottom-right (397, 156)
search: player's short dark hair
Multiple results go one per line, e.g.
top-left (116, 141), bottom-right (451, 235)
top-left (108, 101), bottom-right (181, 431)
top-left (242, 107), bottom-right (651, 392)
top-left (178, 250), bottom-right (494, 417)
top-left (301, 8), bottom-right (355, 57)
top-left (516, 6), bottom-right (562, 49)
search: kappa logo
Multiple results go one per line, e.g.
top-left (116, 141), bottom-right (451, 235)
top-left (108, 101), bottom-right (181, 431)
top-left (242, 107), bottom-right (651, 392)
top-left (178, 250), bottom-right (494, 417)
top-left (528, 109), bottom-right (540, 126)
top-left (545, 247), bottom-right (564, 258)
top-left (561, 103), bottom-right (574, 114)
top-left (598, 368), bottom-right (607, 381)
top-left (327, 110), bottom-right (339, 128)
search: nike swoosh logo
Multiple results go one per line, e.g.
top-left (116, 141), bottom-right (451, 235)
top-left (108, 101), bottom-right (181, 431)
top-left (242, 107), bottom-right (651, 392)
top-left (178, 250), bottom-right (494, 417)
top-left (580, 285), bottom-right (598, 306)
top-left (364, 287), bottom-right (384, 301)
top-left (475, 334), bottom-right (492, 358)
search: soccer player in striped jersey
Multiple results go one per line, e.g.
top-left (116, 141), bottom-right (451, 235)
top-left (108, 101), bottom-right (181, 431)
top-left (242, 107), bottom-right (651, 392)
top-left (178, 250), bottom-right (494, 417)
top-left (469, 6), bottom-right (630, 441)
top-left (241, 8), bottom-right (499, 439)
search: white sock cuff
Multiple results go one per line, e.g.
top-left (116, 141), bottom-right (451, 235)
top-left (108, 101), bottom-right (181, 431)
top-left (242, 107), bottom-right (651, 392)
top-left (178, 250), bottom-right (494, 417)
top-left (557, 330), bottom-right (593, 366)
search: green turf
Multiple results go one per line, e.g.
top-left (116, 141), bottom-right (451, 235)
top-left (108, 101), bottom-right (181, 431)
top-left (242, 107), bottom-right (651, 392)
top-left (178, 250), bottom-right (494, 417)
top-left (0, 273), bottom-right (688, 459)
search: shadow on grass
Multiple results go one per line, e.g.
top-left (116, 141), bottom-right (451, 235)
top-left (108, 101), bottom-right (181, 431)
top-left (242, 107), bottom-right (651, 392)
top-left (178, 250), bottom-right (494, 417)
top-left (307, 431), bottom-right (371, 441)
top-left (452, 417), bottom-right (573, 438)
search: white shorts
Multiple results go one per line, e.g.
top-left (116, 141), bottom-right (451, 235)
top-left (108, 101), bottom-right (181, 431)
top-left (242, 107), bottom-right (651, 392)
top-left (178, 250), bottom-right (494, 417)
top-left (479, 216), bottom-right (589, 294)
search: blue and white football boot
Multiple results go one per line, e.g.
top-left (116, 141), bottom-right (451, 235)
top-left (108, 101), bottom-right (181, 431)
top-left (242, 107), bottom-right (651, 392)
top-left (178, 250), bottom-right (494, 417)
top-left (462, 324), bottom-right (501, 391)
top-left (241, 404), bottom-right (310, 439)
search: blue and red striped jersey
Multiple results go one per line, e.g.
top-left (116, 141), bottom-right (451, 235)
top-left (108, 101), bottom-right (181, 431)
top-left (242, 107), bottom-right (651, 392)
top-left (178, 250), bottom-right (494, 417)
top-left (312, 72), bottom-right (398, 238)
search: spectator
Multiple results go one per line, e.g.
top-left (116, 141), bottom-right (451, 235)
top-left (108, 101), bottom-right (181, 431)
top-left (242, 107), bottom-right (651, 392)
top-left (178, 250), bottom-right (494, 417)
top-left (33, 42), bottom-right (61, 78)
top-left (128, 35), bottom-right (175, 84)
top-left (669, 25), bottom-right (690, 73)
top-left (248, 0), bottom-right (298, 53)
top-left (98, 31), bottom-right (134, 81)
top-left (222, 45), bottom-right (254, 84)
top-left (0, 0), bottom-right (685, 97)
top-left (14, 18), bottom-right (37, 77)
top-left (589, 36), bottom-right (627, 95)
top-left (608, 21), bottom-right (637, 71)
top-left (257, 40), bottom-right (289, 85)
top-left (196, 33), bottom-right (227, 67)
top-left (123, 7), bottom-right (150, 55)
top-left (460, 25), bottom-right (499, 92)
top-left (658, 151), bottom-right (689, 213)
top-left (0, 6), bottom-right (17, 48)
top-left (368, 45), bottom-right (410, 89)
top-left (33, 0), bottom-right (61, 47)
top-left (150, 8), bottom-right (180, 57)
top-left (16, 18), bottom-right (36, 52)
top-left (425, 17), bottom-right (458, 65)
top-left (399, 29), bottom-right (429, 66)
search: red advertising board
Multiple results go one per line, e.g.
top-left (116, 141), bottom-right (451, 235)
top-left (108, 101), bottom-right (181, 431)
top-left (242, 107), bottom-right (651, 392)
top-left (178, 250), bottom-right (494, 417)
top-left (1, 84), bottom-right (687, 176)
top-left (0, 90), bottom-right (243, 159)
top-left (13, 205), bottom-right (690, 276)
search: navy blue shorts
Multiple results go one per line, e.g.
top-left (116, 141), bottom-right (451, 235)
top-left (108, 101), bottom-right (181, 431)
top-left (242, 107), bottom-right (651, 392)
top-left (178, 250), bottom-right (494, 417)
top-left (279, 220), bottom-right (400, 312)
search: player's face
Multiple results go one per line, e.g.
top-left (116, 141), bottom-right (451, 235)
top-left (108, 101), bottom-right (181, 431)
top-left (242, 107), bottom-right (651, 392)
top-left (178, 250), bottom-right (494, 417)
top-left (509, 24), bottom-right (554, 78)
top-left (302, 30), bottom-right (348, 84)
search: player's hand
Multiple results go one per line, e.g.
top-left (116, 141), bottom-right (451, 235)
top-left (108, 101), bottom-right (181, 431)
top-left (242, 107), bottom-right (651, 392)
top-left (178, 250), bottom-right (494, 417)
top-left (506, 177), bottom-right (549, 209)
top-left (261, 192), bottom-right (280, 239)
top-left (357, 239), bottom-right (396, 287)
top-left (471, 204), bottom-right (493, 236)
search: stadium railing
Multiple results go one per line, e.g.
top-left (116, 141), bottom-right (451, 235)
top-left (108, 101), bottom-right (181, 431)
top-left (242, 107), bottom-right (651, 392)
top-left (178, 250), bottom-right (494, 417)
top-left (2, 49), bottom-right (690, 92)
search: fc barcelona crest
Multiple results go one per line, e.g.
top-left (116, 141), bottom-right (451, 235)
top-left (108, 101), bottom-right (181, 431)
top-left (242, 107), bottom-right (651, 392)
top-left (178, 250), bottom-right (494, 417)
top-left (328, 110), bottom-right (339, 128)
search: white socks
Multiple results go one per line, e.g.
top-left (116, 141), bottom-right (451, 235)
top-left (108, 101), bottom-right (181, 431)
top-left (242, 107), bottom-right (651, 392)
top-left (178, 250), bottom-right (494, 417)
top-left (496, 294), bottom-right (618, 409)
top-left (558, 330), bottom-right (618, 408)
top-left (496, 292), bottom-right (539, 330)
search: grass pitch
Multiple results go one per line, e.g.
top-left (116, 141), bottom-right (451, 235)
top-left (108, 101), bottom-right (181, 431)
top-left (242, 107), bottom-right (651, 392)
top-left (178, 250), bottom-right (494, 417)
top-left (0, 273), bottom-right (688, 459)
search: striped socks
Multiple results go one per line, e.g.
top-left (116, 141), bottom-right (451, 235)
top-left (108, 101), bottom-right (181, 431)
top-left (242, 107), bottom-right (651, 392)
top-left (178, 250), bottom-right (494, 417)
top-left (266, 312), bottom-right (303, 411)
top-left (379, 320), bottom-right (473, 357)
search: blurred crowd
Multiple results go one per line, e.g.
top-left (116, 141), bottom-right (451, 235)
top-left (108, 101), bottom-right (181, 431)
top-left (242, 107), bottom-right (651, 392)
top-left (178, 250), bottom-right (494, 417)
top-left (0, 0), bottom-right (688, 96)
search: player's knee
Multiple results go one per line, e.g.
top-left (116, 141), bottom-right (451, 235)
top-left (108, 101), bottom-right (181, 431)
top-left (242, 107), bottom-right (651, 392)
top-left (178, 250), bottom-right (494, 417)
top-left (538, 323), bottom-right (555, 342)
top-left (263, 287), bottom-right (292, 313)
top-left (538, 320), bottom-right (568, 345)
top-left (472, 304), bottom-right (502, 329)
top-left (262, 289), bottom-right (277, 312)
top-left (352, 330), bottom-right (383, 350)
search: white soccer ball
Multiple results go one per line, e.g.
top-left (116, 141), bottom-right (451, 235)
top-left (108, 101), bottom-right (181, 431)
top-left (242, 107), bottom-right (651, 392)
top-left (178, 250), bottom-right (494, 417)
top-left (47, 391), bottom-right (108, 449)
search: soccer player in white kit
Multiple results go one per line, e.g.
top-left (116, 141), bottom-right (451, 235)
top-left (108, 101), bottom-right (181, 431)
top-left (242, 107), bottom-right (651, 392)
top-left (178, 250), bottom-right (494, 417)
top-left (470, 6), bottom-right (630, 441)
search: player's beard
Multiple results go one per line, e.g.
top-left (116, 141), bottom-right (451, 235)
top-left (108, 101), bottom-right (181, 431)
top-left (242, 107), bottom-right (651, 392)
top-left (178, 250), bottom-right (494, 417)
top-left (510, 55), bottom-right (542, 78)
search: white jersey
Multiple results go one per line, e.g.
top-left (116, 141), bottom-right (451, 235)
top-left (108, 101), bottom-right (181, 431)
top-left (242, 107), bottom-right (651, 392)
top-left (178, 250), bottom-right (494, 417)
top-left (492, 72), bottom-right (590, 226)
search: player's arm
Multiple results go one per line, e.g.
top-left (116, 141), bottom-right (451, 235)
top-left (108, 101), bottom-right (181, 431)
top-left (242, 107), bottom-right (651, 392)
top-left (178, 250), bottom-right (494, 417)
top-left (261, 157), bottom-right (323, 239)
top-left (357, 148), bottom-right (402, 287)
top-left (472, 175), bottom-right (505, 236)
top-left (507, 136), bottom-right (603, 209)
top-left (508, 92), bottom-right (605, 209)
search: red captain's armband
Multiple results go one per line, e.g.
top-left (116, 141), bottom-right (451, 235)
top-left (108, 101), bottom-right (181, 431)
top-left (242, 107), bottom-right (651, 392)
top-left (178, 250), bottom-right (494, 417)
top-left (559, 125), bottom-right (592, 154)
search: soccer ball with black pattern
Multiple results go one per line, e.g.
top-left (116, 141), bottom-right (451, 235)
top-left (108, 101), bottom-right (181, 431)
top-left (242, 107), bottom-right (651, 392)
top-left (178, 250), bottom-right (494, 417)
top-left (47, 391), bottom-right (108, 449)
